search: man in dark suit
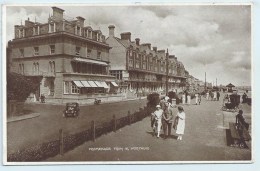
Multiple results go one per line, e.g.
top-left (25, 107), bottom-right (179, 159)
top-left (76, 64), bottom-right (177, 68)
top-left (162, 101), bottom-right (175, 139)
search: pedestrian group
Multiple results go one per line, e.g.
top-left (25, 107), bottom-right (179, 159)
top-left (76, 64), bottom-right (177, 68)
top-left (151, 96), bottom-right (186, 140)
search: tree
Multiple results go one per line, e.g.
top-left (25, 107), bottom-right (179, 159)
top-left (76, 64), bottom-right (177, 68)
top-left (7, 72), bottom-right (41, 102)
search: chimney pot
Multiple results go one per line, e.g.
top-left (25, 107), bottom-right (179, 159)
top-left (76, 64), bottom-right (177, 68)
top-left (135, 38), bottom-right (140, 46)
top-left (108, 25), bottom-right (115, 37)
top-left (120, 32), bottom-right (131, 41)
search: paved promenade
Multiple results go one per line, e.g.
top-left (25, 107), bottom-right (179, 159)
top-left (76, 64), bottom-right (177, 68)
top-left (48, 95), bottom-right (252, 162)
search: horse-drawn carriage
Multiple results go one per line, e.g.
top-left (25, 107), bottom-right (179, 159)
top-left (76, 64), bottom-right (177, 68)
top-left (222, 94), bottom-right (240, 112)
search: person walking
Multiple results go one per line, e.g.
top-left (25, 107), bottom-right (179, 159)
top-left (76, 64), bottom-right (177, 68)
top-left (213, 91), bottom-right (217, 101)
top-left (195, 93), bottom-right (199, 105)
top-left (162, 101), bottom-right (174, 139)
top-left (151, 105), bottom-right (163, 138)
top-left (217, 91), bottom-right (220, 101)
top-left (182, 93), bottom-right (186, 104)
top-left (176, 106), bottom-right (186, 140)
top-left (198, 93), bottom-right (202, 105)
top-left (187, 93), bottom-right (191, 105)
top-left (206, 91), bottom-right (209, 100)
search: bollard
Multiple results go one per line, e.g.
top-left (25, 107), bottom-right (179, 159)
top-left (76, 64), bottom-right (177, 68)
top-left (59, 129), bottom-right (64, 155)
top-left (128, 111), bottom-right (131, 125)
top-left (113, 115), bottom-right (117, 132)
top-left (91, 120), bottom-right (95, 142)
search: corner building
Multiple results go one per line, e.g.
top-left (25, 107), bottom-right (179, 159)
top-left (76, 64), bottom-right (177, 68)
top-left (106, 25), bottom-right (187, 97)
top-left (7, 7), bottom-right (120, 104)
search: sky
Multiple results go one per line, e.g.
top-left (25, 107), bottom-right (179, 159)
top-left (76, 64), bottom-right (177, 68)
top-left (5, 5), bottom-right (251, 86)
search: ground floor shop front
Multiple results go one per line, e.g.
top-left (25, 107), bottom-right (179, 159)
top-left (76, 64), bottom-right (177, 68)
top-left (26, 72), bottom-right (124, 104)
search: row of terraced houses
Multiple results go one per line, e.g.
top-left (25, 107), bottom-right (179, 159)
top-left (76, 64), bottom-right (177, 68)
top-left (7, 7), bottom-right (197, 104)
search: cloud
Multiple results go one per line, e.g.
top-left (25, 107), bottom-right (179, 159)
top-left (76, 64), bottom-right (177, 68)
top-left (5, 5), bottom-right (251, 86)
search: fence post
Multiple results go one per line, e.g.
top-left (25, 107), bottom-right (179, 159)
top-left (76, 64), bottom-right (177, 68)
top-left (128, 110), bottom-right (131, 125)
top-left (59, 129), bottom-right (64, 155)
top-left (91, 120), bottom-right (96, 142)
top-left (113, 115), bottom-right (117, 132)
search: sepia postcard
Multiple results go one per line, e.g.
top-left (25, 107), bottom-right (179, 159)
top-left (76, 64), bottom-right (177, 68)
top-left (2, 3), bottom-right (253, 165)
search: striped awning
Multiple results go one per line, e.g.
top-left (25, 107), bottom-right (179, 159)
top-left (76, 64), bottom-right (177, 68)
top-left (73, 81), bottom-right (84, 88)
top-left (100, 81), bottom-right (109, 89)
top-left (111, 81), bottom-right (118, 87)
top-left (94, 81), bottom-right (103, 88)
top-left (81, 81), bottom-right (91, 87)
top-left (88, 81), bottom-right (98, 87)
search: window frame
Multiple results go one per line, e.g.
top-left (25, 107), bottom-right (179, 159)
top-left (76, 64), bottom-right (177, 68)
top-left (50, 45), bottom-right (55, 55)
top-left (34, 47), bottom-right (39, 56)
top-left (63, 81), bottom-right (70, 94)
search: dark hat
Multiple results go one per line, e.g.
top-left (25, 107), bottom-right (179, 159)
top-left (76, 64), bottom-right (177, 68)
top-left (178, 106), bottom-right (184, 111)
top-left (239, 110), bottom-right (243, 114)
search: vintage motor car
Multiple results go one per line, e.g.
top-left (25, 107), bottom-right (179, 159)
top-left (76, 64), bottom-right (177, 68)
top-left (63, 102), bottom-right (80, 117)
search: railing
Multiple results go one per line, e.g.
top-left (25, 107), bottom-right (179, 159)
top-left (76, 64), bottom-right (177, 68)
top-left (7, 106), bottom-right (152, 162)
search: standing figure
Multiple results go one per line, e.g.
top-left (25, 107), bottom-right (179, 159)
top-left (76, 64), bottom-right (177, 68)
top-left (198, 93), bottom-right (202, 105)
top-left (176, 106), bottom-right (186, 140)
top-left (182, 93), bottom-right (186, 104)
top-left (206, 91), bottom-right (209, 100)
top-left (213, 91), bottom-right (217, 101)
top-left (217, 91), bottom-right (220, 101)
top-left (162, 102), bottom-right (174, 139)
top-left (195, 93), bottom-right (199, 105)
top-left (187, 93), bottom-right (191, 105)
top-left (151, 105), bottom-right (163, 138)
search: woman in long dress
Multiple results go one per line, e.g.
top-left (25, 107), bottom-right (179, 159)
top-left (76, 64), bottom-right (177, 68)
top-left (176, 106), bottom-right (186, 140)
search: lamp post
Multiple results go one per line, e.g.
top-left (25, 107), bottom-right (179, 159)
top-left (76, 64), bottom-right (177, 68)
top-left (166, 49), bottom-right (169, 95)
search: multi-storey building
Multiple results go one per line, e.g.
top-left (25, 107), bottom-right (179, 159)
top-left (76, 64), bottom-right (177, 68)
top-left (7, 7), bottom-right (120, 104)
top-left (106, 25), bottom-right (187, 96)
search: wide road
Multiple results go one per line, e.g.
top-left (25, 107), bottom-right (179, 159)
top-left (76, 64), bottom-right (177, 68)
top-left (7, 99), bottom-right (147, 154)
top-left (48, 93), bottom-right (252, 162)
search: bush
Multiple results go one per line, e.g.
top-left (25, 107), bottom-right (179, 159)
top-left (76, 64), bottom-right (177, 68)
top-left (147, 92), bottom-right (160, 107)
top-left (7, 72), bottom-right (41, 102)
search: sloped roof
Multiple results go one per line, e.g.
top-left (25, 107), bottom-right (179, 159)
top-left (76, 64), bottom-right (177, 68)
top-left (226, 83), bottom-right (235, 87)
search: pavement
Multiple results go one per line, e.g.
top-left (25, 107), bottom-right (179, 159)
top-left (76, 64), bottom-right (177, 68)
top-left (47, 93), bottom-right (252, 162)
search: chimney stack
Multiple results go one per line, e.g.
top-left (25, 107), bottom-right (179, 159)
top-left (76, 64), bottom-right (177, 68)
top-left (108, 25), bottom-right (115, 37)
top-left (76, 16), bottom-right (85, 27)
top-left (153, 47), bottom-right (157, 52)
top-left (135, 38), bottom-right (140, 46)
top-left (52, 7), bottom-right (64, 21)
top-left (142, 43), bottom-right (151, 50)
top-left (120, 32), bottom-right (131, 41)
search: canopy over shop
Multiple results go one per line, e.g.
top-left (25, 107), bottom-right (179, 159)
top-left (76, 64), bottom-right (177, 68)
top-left (72, 80), bottom-right (118, 94)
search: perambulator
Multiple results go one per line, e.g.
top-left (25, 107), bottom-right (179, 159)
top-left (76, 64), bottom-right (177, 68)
top-left (222, 94), bottom-right (240, 112)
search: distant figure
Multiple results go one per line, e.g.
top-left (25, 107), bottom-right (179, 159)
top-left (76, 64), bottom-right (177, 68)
top-left (40, 94), bottom-right (45, 103)
top-left (213, 91), bottom-right (217, 101)
top-left (242, 92), bottom-right (248, 103)
top-left (182, 93), bottom-right (186, 104)
top-left (151, 105), bottom-right (163, 138)
top-left (206, 92), bottom-right (209, 100)
top-left (195, 93), bottom-right (199, 105)
top-left (235, 110), bottom-right (249, 148)
top-left (187, 94), bottom-right (191, 105)
top-left (217, 91), bottom-right (220, 101)
top-left (198, 93), bottom-right (202, 105)
top-left (176, 106), bottom-right (186, 140)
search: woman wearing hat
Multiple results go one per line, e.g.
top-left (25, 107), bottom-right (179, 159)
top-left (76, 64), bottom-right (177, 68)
top-left (176, 106), bottom-right (186, 140)
top-left (151, 105), bottom-right (163, 138)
